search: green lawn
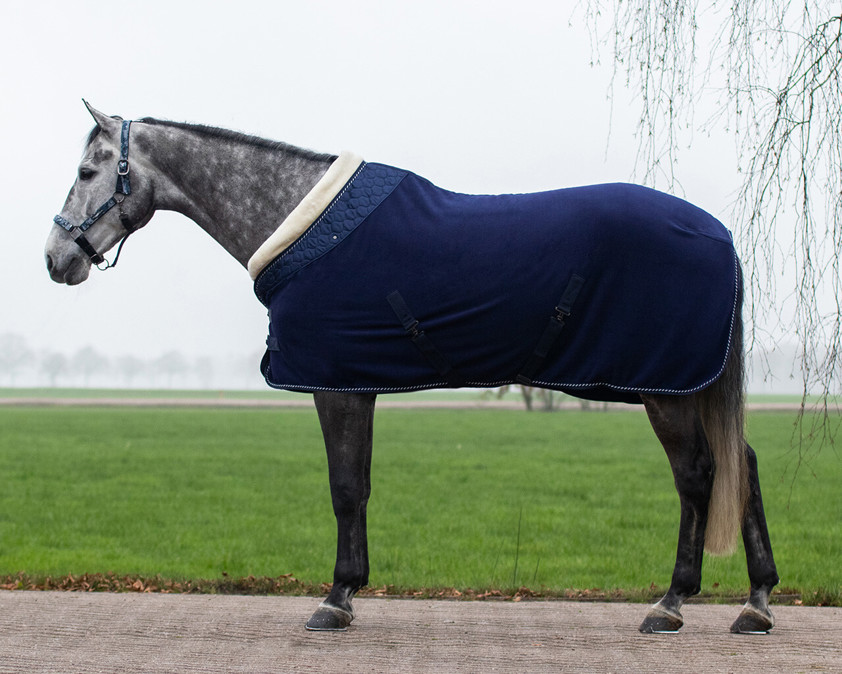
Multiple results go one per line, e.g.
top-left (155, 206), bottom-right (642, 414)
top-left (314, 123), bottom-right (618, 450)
top-left (0, 405), bottom-right (838, 602)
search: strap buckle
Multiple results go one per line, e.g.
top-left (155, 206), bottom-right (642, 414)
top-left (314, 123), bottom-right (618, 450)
top-left (515, 273), bottom-right (586, 386)
top-left (386, 290), bottom-right (463, 386)
top-left (553, 306), bottom-right (571, 323)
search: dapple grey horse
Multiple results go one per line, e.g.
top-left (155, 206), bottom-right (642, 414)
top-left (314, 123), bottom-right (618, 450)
top-left (45, 103), bottom-right (778, 634)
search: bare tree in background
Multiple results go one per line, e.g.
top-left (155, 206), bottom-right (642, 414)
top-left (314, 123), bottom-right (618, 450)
top-left (72, 346), bottom-right (109, 388)
top-left (194, 356), bottom-right (215, 389)
top-left (0, 334), bottom-right (32, 386)
top-left (117, 355), bottom-right (146, 388)
top-left (580, 1), bottom-right (842, 422)
top-left (40, 351), bottom-right (69, 387)
top-left (153, 351), bottom-right (189, 389)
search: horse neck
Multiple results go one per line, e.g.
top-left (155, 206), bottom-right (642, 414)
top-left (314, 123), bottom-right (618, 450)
top-left (134, 121), bottom-right (335, 267)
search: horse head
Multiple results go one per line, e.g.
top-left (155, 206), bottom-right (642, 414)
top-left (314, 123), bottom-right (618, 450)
top-left (46, 101), bottom-right (155, 285)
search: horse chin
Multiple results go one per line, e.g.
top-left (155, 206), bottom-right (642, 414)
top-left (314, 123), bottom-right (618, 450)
top-left (65, 265), bottom-right (91, 285)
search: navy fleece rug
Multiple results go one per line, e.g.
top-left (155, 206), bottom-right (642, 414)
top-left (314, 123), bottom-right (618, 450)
top-left (254, 162), bottom-right (739, 403)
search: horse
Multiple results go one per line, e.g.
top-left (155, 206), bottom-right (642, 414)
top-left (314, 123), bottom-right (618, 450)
top-left (45, 102), bottom-right (778, 634)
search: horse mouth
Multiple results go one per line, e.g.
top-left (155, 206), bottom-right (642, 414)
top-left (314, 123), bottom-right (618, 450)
top-left (47, 255), bottom-right (91, 285)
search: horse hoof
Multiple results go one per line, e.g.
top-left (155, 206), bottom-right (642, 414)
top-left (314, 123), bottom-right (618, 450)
top-left (639, 605), bottom-right (684, 633)
top-left (305, 602), bottom-right (355, 631)
top-left (730, 605), bottom-right (774, 634)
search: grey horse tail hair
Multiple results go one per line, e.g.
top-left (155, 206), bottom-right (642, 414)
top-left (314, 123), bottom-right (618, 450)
top-left (697, 274), bottom-right (749, 556)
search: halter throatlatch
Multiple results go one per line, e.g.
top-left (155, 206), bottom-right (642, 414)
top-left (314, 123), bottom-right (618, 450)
top-left (53, 119), bottom-right (134, 269)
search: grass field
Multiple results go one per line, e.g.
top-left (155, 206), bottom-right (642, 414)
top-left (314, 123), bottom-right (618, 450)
top-left (0, 404), bottom-right (839, 603)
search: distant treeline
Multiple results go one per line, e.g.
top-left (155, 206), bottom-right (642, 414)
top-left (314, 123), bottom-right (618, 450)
top-left (0, 332), bottom-right (264, 390)
top-left (0, 331), bottom-right (805, 393)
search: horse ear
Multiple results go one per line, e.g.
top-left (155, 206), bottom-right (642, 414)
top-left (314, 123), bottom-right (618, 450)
top-left (82, 99), bottom-right (122, 136)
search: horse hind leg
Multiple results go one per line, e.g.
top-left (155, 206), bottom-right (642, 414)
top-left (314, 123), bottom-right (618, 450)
top-left (731, 442), bottom-right (778, 634)
top-left (639, 394), bottom-right (714, 633)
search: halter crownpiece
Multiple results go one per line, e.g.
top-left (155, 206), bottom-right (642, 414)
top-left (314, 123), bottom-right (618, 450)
top-left (53, 119), bottom-right (134, 269)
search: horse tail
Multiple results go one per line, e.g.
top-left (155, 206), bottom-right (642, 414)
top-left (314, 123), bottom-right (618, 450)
top-left (697, 273), bottom-right (749, 556)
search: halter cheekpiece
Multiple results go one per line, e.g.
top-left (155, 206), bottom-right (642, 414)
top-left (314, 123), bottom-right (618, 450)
top-left (53, 119), bottom-right (134, 269)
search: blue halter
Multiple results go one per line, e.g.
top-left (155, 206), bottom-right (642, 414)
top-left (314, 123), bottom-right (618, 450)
top-left (53, 119), bottom-right (134, 268)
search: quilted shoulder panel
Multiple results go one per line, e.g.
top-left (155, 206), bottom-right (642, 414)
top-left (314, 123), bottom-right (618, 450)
top-left (254, 163), bottom-right (407, 305)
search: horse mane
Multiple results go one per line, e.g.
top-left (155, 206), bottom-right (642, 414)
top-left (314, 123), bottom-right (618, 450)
top-left (86, 117), bottom-right (336, 163)
top-left (137, 117), bottom-right (337, 162)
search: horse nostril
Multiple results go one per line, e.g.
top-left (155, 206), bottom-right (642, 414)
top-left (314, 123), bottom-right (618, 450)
top-left (45, 254), bottom-right (54, 272)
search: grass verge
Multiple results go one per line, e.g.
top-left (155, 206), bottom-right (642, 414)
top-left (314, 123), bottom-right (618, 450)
top-left (0, 406), bottom-right (839, 603)
top-left (1, 572), bottom-right (834, 606)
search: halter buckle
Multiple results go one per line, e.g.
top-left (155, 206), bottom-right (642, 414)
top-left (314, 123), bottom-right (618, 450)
top-left (117, 160), bottom-right (130, 176)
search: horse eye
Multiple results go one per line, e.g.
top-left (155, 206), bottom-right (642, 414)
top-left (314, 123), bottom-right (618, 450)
top-left (78, 167), bottom-right (96, 181)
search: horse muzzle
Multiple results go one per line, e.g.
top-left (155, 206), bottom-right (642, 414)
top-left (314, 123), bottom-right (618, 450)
top-left (45, 230), bottom-right (92, 285)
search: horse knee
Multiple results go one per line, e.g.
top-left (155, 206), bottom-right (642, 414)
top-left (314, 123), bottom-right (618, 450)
top-left (328, 474), bottom-right (368, 516)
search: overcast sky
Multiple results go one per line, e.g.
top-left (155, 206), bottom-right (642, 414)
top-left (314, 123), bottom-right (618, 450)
top-left (2, 0), bottom-right (749, 386)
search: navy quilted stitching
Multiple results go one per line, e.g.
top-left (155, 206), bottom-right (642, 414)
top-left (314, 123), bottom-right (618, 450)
top-left (254, 163), bottom-right (407, 305)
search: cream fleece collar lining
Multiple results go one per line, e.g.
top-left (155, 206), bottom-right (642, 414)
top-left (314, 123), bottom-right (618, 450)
top-left (247, 151), bottom-right (365, 279)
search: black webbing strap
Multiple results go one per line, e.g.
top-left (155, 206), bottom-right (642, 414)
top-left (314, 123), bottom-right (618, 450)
top-left (516, 274), bottom-right (585, 386)
top-left (387, 290), bottom-right (463, 387)
top-left (70, 231), bottom-right (105, 265)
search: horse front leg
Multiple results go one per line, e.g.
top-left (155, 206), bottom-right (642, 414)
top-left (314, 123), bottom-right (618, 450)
top-left (305, 391), bottom-right (376, 631)
top-left (731, 442), bottom-right (778, 633)
top-left (639, 395), bottom-right (713, 633)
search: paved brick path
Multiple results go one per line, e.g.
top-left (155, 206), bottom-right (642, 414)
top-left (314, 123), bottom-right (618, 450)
top-left (1, 592), bottom-right (839, 673)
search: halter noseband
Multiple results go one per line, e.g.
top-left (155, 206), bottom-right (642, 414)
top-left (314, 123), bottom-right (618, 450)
top-left (53, 119), bottom-right (135, 269)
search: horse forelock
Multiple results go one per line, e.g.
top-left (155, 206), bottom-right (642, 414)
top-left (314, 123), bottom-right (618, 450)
top-left (85, 125), bottom-right (102, 148)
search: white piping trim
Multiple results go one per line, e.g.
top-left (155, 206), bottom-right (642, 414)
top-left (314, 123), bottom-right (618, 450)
top-left (247, 151), bottom-right (365, 279)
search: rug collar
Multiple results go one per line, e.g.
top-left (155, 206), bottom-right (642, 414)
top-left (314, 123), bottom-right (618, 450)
top-left (247, 151), bottom-right (365, 279)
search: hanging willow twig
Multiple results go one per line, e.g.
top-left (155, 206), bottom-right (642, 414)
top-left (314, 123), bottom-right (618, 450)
top-left (580, 1), bottom-right (842, 449)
